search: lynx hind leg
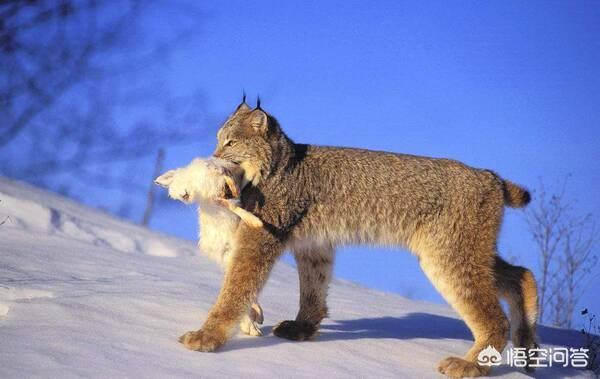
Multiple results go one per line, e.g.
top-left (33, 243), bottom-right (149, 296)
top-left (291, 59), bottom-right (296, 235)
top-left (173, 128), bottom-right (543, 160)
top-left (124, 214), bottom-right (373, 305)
top-left (273, 244), bottom-right (334, 341)
top-left (420, 252), bottom-right (509, 378)
top-left (494, 256), bottom-right (538, 371)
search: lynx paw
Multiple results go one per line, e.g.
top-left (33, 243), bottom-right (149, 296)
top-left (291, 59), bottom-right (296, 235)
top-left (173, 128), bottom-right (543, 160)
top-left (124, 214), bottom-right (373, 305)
top-left (438, 356), bottom-right (488, 378)
top-left (272, 320), bottom-right (318, 341)
top-left (178, 329), bottom-right (225, 352)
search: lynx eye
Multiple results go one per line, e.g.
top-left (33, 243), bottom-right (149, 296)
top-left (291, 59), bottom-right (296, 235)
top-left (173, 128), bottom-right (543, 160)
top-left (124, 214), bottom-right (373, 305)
top-left (224, 139), bottom-right (236, 147)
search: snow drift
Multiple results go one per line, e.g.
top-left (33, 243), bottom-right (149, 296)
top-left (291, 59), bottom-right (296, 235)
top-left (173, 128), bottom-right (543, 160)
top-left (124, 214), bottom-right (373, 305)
top-left (0, 177), bottom-right (591, 378)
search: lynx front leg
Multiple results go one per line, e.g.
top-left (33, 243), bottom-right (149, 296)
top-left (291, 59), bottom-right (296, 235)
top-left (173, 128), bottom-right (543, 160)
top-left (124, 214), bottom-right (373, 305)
top-left (273, 244), bottom-right (334, 341)
top-left (179, 225), bottom-right (283, 351)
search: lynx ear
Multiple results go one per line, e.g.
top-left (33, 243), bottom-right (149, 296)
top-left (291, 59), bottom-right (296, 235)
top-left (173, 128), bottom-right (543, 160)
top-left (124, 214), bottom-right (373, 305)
top-left (154, 169), bottom-right (178, 187)
top-left (233, 92), bottom-right (250, 114)
top-left (235, 102), bottom-right (250, 114)
top-left (248, 109), bottom-right (268, 134)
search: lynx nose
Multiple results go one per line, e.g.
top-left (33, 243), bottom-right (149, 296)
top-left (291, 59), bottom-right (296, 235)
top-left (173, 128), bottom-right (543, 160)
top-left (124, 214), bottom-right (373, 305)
top-left (182, 192), bottom-right (190, 201)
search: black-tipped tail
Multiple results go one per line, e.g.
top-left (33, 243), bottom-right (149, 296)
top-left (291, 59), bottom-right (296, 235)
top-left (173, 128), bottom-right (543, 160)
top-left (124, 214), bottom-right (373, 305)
top-left (503, 180), bottom-right (531, 208)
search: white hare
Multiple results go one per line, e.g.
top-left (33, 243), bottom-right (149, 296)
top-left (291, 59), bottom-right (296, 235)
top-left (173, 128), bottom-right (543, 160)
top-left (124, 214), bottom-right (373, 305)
top-left (155, 157), bottom-right (264, 336)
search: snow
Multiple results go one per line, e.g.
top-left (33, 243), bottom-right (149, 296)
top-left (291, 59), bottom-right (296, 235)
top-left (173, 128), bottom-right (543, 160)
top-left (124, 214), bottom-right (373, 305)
top-left (0, 177), bottom-right (592, 378)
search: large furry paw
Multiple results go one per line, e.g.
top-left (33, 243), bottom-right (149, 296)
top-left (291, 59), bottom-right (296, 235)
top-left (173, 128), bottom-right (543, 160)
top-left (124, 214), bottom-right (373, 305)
top-left (178, 329), bottom-right (225, 352)
top-left (272, 320), bottom-right (318, 341)
top-left (438, 356), bottom-right (488, 378)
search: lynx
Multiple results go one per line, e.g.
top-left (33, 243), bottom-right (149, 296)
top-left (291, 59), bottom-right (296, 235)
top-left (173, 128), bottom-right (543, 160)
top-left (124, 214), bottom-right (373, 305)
top-left (179, 98), bottom-right (539, 378)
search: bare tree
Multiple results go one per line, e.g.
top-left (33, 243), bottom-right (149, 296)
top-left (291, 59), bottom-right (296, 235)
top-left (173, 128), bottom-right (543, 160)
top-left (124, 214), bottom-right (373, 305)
top-left (0, 0), bottom-right (208, 218)
top-left (581, 309), bottom-right (600, 375)
top-left (525, 177), bottom-right (597, 328)
top-left (556, 221), bottom-right (597, 327)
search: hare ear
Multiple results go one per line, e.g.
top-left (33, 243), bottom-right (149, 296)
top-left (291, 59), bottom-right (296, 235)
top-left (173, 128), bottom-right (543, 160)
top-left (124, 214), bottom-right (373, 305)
top-left (248, 109), bottom-right (268, 134)
top-left (154, 169), bottom-right (178, 187)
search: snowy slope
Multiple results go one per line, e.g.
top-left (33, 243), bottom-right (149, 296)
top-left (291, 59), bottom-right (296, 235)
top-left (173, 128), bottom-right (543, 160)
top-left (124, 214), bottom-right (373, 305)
top-left (0, 177), bottom-right (591, 378)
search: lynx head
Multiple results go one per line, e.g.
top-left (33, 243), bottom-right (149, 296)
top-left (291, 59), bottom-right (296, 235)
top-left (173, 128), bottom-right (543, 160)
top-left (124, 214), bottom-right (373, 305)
top-left (213, 96), bottom-right (291, 185)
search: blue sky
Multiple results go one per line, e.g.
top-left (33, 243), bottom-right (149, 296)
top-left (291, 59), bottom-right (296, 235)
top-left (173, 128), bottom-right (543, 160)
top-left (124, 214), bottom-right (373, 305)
top-left (145, 1), bottom-right (600, 322)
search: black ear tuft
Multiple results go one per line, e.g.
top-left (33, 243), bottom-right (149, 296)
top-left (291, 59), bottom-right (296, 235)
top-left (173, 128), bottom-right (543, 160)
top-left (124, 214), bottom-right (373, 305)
top-left (256, 95), bottom-right (262, 110)
top-left (235, 91), bottom-right (250, 112)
